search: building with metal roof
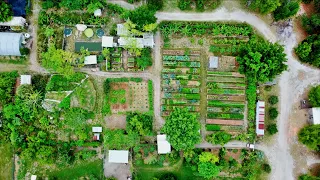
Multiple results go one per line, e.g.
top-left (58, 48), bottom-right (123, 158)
top-left (20, 75), bottom-right (31, 85)
top-left (84, 55), bottom-right (97, 65)
top-left (209, 56), bottom-right (218, 69)
top-left (92, 127), bottom-right (102, 133)
top-left (102, 36), bottom-right (114, 47)
top-left (157, 135), bottom-right (171, 154)
top-left (108, 150), bottom-right (129, 163)
top-left (0, 32), bottom-right (23, 56)
top-left (310, 108), bottom-right (320, 125)
top-left (256, 101), bottom-right (265, 136)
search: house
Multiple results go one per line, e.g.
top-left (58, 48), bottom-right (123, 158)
top-left (209, 56), bottom-right (218, 69)
top-left (0, 32), bottom-right (24, 56)
top-left (256, 101), bottom-right (265, 136)
top-left (142, 33), bottom-right (155, 48)
top-left (309, 107), bottom-right (320, 124)
top-left (157, 135), bottom-right (171, 154)
top-left (108, 150), bottom-right (129, 163)
top-left (84, 55), bottom-right (97, 65)
top-left (92, 127), bottom-right (102, 141)
top-left (102, 36), bottom-right (115, 48)
top-left (20, 75), bottom-right (31, 85)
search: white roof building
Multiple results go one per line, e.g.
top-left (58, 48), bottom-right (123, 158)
top-left (31, 175), bottom-right (37, 180)
top-left (0, 32), bottom-right (24, 56)
top-left (84, 55), bottom-right (97, 65)
top-left (20, 75), bottom-right (31, 85)
top-left (311, 108), bottom-right (320, 124)
top-left (108, 150), bottom-right (129, 163)
top-left (117, 24), bottom-right (129, 36)
top-left (142, 33), bottom-right (154, 48)
top-left (0, 17), bottom-right (26, 26)
top-left (209, 56), bottom-right (218, 69)
top-left (102, 36), bottom-right (114, 47)
top-left (118, 37), bottom-right (144, 48)
top-left (92, 127), bottom-right (102, 133)
top-left (256, 101), bottom-right (265, 136)
top-left (157, 135), bottom-right (171, 154)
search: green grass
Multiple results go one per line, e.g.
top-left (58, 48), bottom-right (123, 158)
top-left (0, 143), bottom-right (13, 180)
top-left (46, 160), bottom-right (103, 179)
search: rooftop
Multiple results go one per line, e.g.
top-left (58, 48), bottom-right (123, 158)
top-left (108, 150), bottom-right (129, 163)
top-left (157, 135), bottom-right (171, 154)
top-left (20, 75), bottom-right (31, 85)
top-left (312, 107), bottom-right (320, 124)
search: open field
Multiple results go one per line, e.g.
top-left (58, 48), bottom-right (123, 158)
top-left (0, 143), bottom-right (13, 180)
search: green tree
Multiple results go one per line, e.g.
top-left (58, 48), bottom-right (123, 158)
top-left (0, 1), bottom-right (13, 23)
top-left (126, 112), bottom-right (153, 136)
top-left (199, 152), bottom-right (219, 164)
top-left (136, 48), bottom-right (153, 70)
top-left (267, 124), bottom-right (278, 135)
top-left (147, 0), bottom-right (164, 11)
top-left (246, 0), bottom-right (281, 14)
top-left (87, 1), bottom-right (103, 13)
top-left (269, 107), bottom-right (278, 120)
top-left (237, 37), bottom-right (288, 82)
top-left (123, 5), bottom-right (157, 30)
top-left (198, 162), bottom-right (220, 179)
top-left (0, 71), bottom-right (19, 106)
top-left (295, 42), bottom-right (312, 60)
top-left (104, 129), bottom-right (139, 149)
top-left (273, 1), bottom-right (299, 21)
top-left (162, 108), bottom-right (201, 150)
top-left (298, 124), bottom-right (320, 151)
top-left (206, 131), bottom-right (232, 145)
top-left (309, 85), bottom-right (320, 107)
top-left (268, 95), bottom-right (279, 105)
top-left (41, 44), bottom-right (80, 77)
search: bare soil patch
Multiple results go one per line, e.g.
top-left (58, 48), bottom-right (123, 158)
top-left (105, 114), bottom-right (127, 129)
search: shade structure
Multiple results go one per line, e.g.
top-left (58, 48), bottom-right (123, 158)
top-left (108, 150), bottom-right (129, 163)
top-left (157, 135), bottom-right (171, 154)
top-left (0, 17), bottom-right (26, 26)
top-left (0, 32), bottom-right (23, 56)
top-left (20, 75), bottom-right (31, 85)
top-left (84, 55), bottom-right (97, 65)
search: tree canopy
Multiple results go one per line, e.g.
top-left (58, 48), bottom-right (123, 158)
top-left (295, 34), bottom-right (320, 68)
top-left (126, 112), bottom-right (153, 136)
top-left (237, 37), bottom-right (288, 83)
top-left (206, 131), bottom-right (232, 145)
top-left (309, 85), bottom-right (320, 107)
top-left (198, 152), bottom-right (220, 179)
top-left (122, 5), bottom-right (157, 30)
top-left (246, 0), bottom-right (281, 14)
top-left (273, 1), bottom-right (299, 21)
top-left (298, 124), bottom-right (320, 151)
top-left (0, 1), bottom-right (13, 23)
top-left (162, 108), bottom-right (201, 151)
top-left (0, 71), bottom-right (18, 106)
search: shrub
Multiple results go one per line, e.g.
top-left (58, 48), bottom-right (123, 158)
top-left (265, 85), bottom-right (272, 91)
top-left (147, 0), bottom-right (163, 10)
top-left (206, 125), bottom-right (221, 131)
top-left (309, 85), bottom-right (320, 107)
top-left (160, 173), bottom-right (178, 180)
top-left (206, 131), bottom-right (232, 145)
top-left (267, 124), bottom-right (278, 135)
top-left (262, 163), bottom-right (271, 173)
top-left (273, 1), bottom-right (299, 21)
top-left (269, 107), bottom-right (278, 120)
top-left (0, 1), bottom-right (13, 22)
top-left (268, 95), bottom-right (278, 105)
top-left (20, 48), bottom-right (30, 55)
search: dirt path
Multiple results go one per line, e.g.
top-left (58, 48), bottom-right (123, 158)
top-left (29, 0), bottom-right (48, 73)
top-left (108, 0), bottom-right (142, 10)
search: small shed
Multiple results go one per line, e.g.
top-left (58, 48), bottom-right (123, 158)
top-left (31, 175), bottom-right (37, 180)
top-left (92, 127), bottom-right (102, 133)
top-left (84, 55), bottom-right (97, 65)
top-left (20, 75), bottom-right (31, 85)
top-left (209, 56), bottom-right (218, 69)
top-left (102, 36), bottom-right (114, 47)
top-left (108, 150), bottom-right (129, 163)
top-left (0, 32), bottom-right (24, 56)
top-left (310, 108), bottom-right (320, 124)
top-left (256, 101), bottom-right (265, 136)
top-left (157, 135), bottom-right (171, 154)
top-left (117, 24), bottom-right (129, 36)
top-left (93, 133), bottom-right (100, 141)
top-left (0, 17), bottom-right (26, 27)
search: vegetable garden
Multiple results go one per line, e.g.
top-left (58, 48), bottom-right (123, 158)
top-left (206, 71), bottom-right (246, 133)
top-left (161, 50), bottom-right (201, 117)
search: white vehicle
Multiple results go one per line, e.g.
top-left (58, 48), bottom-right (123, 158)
top-left (246, 143), bottom-right (255, 151)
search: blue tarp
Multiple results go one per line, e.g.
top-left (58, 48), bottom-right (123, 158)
top-left (8, 0), bottom-right (26, 17)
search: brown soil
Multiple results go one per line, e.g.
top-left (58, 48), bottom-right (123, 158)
top-left (301, 3), bottom-right (316, 17)
top-left (207, 95), bottom-right (245, 101)
top-left (206, 119), bottom-right (243, 126)
top-left (105, 114), bottom-right (127, 129)
top-left (111, 82), bottom-right (128, 90)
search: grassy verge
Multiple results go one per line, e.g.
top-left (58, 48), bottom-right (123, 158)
top-left (0, 143), bottom-right (14, 180)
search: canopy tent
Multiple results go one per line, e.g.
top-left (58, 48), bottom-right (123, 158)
top-left (20, 75), bottom-right (31, 85)
top-left (157, 135), bottom-right (171, 154)
top-left (108, 150), bottom-right (129, 163)
top-left (0, 32), bottom-right (23, 56)
top-left (92, 127), bottom-right (102, 133)
top-left (0, 17), bottom-right (26, 26)
top-left (102, 36), bottom-right (114, 47)
top-left (84, 55), bottom-right (97, 65)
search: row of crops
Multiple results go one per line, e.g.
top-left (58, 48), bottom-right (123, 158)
top-left (206, 71), bottom-right (246, 132)
top-left (161, 54), bottom-right (201, 116)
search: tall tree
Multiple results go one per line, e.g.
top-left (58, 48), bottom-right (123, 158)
top-left (162, 108), bottom-right (201, 150)
top-left (309, 85), bottom-right (320, 107)
top-left (246, 0), bottom-right (281, 14)
top-left (298, 124), bottom-right (320, 151)
top-left (273, 1), bottom-right (299, 21)
top-left (0, 1), bottom-right (13, 22)
top-left (295, 34), bottom-right (320, 67)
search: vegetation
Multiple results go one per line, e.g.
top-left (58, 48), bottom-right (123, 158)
top-left (162, 108), bottom-right (201, 150)
top-left (126, 112), bottom-right (153, 136)
top-left (0, 71), bottom-right (19, 106)
top-left (237, 36), bottom-right (287, 83)
top-left (178, 0), bottom-right (222, 11)
top-left (273, 1), bottom-right (299, 21)
top-left (267, 124), bottom-right (278, 135)
top-left (206, 124), bottom-right (221, 131)
top-left (104, 129), bottom-right (139, 150)
top-left (122, 5), bottom-right (157, 30)
top-left (0, 1), bottom-right (13, 23)
top-left (147, 0), bottom-right (164, 10)
top-left (269, 107), bottom-right (278, 120)
top-left (298, 124), bottom-right (320, 151)
top-left (268, 95), bottom-right (279, 105)
top-left (206, 131), bottom-right (232, 145)
top-left (245, 0), bottom-right (281, 14)
top-left (301, 14), bottom-right (320, 35)
top-left (296, 35), bottom-right (320, 68)
top-left (198, 152), bottom-right (220, 178)
top-left (136, 48), bottom-right (153, 70)
top-left (309, 85), bottom-right (320, 107)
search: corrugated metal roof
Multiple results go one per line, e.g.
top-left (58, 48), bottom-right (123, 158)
top-left (84, 55), bottom-right (97, 65)
top-left (0, 32), bottom-right (23, 56)
top-left (209, 56), bottom-right (218, 68)
top-left (157, 135), bottom-right (171, 154)
top-left (102, 36), bottom-right (114, 47)
top-left (312, 108), bottom-right (320, 124)
top-left (20, 75), bottom-right (31, 85)
top-left (108, 150), bottom-right (129, 163)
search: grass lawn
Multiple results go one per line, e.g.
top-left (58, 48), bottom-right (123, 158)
top-left (46, 159), bottom-right (103, 179)
top-left (135, 162), bottom-right (204, 180)
top-left (0, 143), bottom-right (13, 180)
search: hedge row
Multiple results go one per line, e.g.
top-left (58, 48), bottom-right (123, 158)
top-left (148, 80), bottom-right (154, 111)
top-left (206, 124), bottom-right (221, 131)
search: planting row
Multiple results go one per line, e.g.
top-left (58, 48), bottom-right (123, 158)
top-left (164, 93), bottom-right (200, 100)
top-left (207, 76), bottom-right (245, 83)
top-left (162, 74), bottom-right (200, 80)
top-left (207, 100), bottom-right (245, 108)
top-left (163, 61), bottom-right (201, 68)
top-left (207, 88), bottom-right (245, 95)
top-left (161, 105), bottom-right (200, 112)
top-left (211, 37), bottom-right (249, 45)
top-left (163, 87), bottom-right (200, 94)
top-left (162, 80), bottom-right (201, 87)
top-left (162, 99), bottom-right (200, 106)
top-left (207, 113), bottom-right (244, 120)
top-left (207, 82), bottom-right (246, 89)
top-left (209, 45), bottom-right (240, 54)
top-left (163, 55), bottom-right (199, 61)
top-left (162, 68), bottom-right (200, 75)
top-left (207, 95), bottom-right (245, 101)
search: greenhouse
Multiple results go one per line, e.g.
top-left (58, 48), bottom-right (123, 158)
top-left (0, 32), bottom-right (24, 56)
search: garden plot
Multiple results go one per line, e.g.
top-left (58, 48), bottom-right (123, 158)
top-left (104, 78), bottom-right (151, 114)
top-left (161, 51), bottom-right (201, 116)
top-left (206, 71), bottom-right (246, 133)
